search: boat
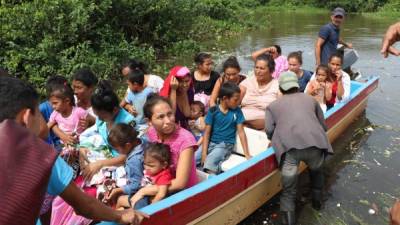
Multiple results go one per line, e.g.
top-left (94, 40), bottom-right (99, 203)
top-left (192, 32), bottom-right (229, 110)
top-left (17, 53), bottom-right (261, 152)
top-left (138, 76), bottom-right (379, 225)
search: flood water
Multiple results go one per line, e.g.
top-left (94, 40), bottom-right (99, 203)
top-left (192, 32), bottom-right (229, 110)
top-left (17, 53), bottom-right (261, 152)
top-left (194, 11), bottom-right (400, 225)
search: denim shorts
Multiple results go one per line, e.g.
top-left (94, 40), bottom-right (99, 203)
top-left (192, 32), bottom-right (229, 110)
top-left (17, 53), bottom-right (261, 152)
top-left (203, 141), bottom-right (234, 173)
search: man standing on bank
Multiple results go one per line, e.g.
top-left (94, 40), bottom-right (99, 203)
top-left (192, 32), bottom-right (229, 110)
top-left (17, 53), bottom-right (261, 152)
top-left (315, 7), bottom-right (353, 66)
top-left (265, 71), bottom-right (333, 225)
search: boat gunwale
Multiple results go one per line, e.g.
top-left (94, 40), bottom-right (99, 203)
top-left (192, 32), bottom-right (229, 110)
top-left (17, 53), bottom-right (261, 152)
top-left (140, 76), bottom-right (379, 217)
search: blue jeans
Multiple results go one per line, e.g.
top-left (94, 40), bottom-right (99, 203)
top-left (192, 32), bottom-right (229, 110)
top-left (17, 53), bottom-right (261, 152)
top-left (197, 141), bottom-right (234, 173)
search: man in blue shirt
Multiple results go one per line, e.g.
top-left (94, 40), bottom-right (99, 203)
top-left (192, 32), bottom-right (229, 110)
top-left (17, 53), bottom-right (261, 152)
top-left (315, 7), bottom-right (353, 66)
top-left (0, 76), bottom-right (146, 225)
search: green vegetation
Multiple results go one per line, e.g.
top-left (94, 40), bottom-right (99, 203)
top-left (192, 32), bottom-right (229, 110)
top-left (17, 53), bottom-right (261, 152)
top-left (0, 0), bottom-right (398, 90)
top-left (0, 0), bottom-right (269, 89)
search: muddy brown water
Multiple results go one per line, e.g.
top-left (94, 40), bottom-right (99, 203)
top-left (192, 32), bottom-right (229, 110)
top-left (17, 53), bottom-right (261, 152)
top-left (185, 11), bottom-right (400, 225)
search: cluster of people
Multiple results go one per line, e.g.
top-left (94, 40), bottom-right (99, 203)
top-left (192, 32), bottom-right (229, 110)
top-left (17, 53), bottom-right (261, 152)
top-left (3, 4), bottom-right (400, 225)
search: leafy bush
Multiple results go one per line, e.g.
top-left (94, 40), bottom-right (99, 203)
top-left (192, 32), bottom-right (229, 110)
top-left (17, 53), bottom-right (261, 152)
top-left (0, 0), bottom-right (267, 90)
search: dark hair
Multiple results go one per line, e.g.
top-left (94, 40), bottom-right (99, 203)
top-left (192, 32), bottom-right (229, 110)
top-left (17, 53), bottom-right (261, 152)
top-left (91, 80), bottom-right (119, 113)
top-left (218, 81), bottom-right (241, 99)
top-left (122, 59), bottom-right (147, 74)
top-left (287, 51), bottom-right (303, 65)
top-left (45, 75), bottom-right (68, 97)
top-left (127, 69), bottom-right (145, 86)
top-left (191, 101), bottom-right (205, 116)
top-left (223, 56), bottom-right (241, 72)
top-left (144, 142), bottom-right (171, 165)
top-left (329, 52), bottom-right (343, 64)
top-left (279, 87), bottom-right (299, 94)
top-left (50, 83), bottom-right (75, 106)
top-left (0, 67), bottom-right (9, 77)
top-left (0, 77), bottom-right (39, 122)
top-left (255, 54), bottom-right (275, 73)
top-left (108, 123), bottom-right (138, 147)
top-left (143, 95), bottom-right (172, 119)
top-left (194, 52), bottom-right (212, 66)
top-left (316, 64), bottom-right (332, 80)
top-left (273, 45), bottom-right (282, 55)
top-left (72, 68), bottom-right (98, 88)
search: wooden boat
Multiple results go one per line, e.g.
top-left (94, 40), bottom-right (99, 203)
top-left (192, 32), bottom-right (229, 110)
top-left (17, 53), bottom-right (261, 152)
top-left (139, 76), bottom-right (379, 225)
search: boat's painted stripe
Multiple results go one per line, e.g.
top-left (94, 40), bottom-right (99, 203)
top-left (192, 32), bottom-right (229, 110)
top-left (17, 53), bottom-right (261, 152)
top-left (139, 76), bottom-right (379, 215)
top-left (141, 147), bottom-right (275, 215)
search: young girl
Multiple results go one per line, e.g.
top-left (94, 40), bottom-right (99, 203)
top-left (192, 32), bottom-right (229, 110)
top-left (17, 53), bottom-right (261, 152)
top-left (201, 82), bottom-right (251, 174)
top-left (129, 143), bottom-right (173, 209)
top-left (188, 101), bottom-right (206, 146)
top-left (48, 83), bottom-right (88, 180)
top-left (305, 65), bottom-right (332, 112)
top-left (48, 83), bottom-right (88, 148)
top-left (105, 123), bottom-right (146, 210)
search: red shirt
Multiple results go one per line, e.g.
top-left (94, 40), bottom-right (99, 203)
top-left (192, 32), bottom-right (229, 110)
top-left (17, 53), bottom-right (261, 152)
top-left (146, 169), bottom-right (173, 186)
top-left (326, 80), bottom-right (338, 106)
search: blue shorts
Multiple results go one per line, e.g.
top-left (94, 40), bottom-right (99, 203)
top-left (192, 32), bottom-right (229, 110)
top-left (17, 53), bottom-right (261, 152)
top-left (203, 142), bottom-right (234, 173)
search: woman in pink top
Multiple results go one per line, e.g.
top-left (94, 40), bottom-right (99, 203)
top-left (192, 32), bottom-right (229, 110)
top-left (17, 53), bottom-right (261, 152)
top-left (252, 45), bottom-right (289, 79)
top-left (240, 54), bottom-right (280, 130)
top-left (144, 95), bottom-right (198, 191)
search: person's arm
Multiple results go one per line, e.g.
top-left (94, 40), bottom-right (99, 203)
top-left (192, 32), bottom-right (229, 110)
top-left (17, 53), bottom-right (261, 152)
top-left (52, 124), bottom-right (78, 145)
top-left (381, 22), bottom-right (400, 58)
top-left (239, 85), bottom-right (247, 104)
top-left (121, 158), bottom-right (144, 195)
top-left (82, 155), bottom-right (127, 181)
top-left (196, 117), bottom-right (206, 132)
top-left (315, 37), bottom-right (325, 66)
top-left (339, 38), bottom-right (352, 48)
top-left (177, 91), bottom-right (192, 118)
top-left (201, 125), bottom-right (212, 166)
top-left (151, 185), bottom-right (168, 203)
top-left (169, 147), bottom-right (194, 192)
top-left (39, 113), bottom-right (49, 141)
top-left (60, 182), bottom-right (146, 224)
top-left (324, 82), bottom-right (332, 102)
top-left (209, 78), bottom-right (222, 107)
top-left (335, 71), bottom-right (345, 101)
top-left (237, 124), bottom-right (250, 159)
top-left (390, 200), bottom-right (400, 225)
top-left (251, 47), bottom-right (276, 61)
top-left (169, 77), bottom-right (179, 114)
top-left (264, 107), bottom-right (275, 140)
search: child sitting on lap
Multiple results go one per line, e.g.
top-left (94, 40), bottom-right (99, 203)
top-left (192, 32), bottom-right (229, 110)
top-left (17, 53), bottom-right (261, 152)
top-left (129, 143), bottom-right (173, 209)
top-left (188, 101), bottom-right (206, 146)
top-left (305, 65), bottom-right (332, 113)
top-left (105, 123), bottom-right (147, 209)
top-left (200, 82), bottom-right (251, 174)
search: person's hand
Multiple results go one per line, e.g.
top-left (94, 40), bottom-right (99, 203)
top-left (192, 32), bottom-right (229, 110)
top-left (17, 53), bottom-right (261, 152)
top-left (82, 161), bottom-right (103, 181)
top-left (381, 22), bottom-right (400, 58)
top-left (126, 105), bottom-right (138, 116)
top-left (60, 133), bottom-right (78, 145)
top-left (244, 153), bottom-right (252, 160)
top-left (105, 188), bottom-right (123, 203)
top-left (266, 46), bottom-right (277, 54)
top-left (319, 82), bottom-right (326, 89)
top-left (390, 200), bottom-right (400, 225)
top-left (346, 43), bottom-right (353, 49)
top-left (129, 192), bottom-right (144, 209)
top-left (335, 70), bottom-right (343, 81)
top-left (170, 77), bottom-right (179, 91)
top-left (78, 117), bottom-right (89, 130)
top-left (188, 120), bottom-right (196, 129)
top-left (117, 209), bottom-right (149, 225)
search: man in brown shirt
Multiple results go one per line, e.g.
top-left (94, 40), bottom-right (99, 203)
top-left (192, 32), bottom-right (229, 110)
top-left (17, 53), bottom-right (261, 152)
top-left (265, 71), bottom-right (333, 225)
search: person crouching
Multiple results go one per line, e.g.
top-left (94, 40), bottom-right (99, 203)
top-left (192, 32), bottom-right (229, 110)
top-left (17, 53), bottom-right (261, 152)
top-left (265, 71), bottom-right (333, 225)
